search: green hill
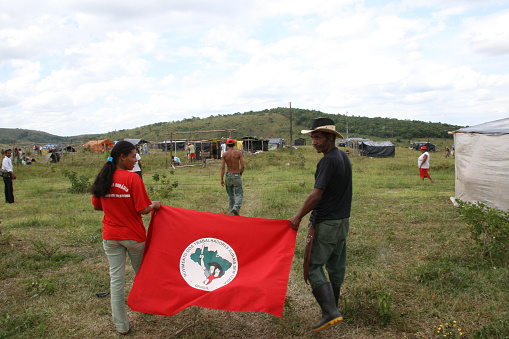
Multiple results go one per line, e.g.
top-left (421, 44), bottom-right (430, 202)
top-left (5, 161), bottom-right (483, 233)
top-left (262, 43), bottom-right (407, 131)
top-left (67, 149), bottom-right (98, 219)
top-left (1, 108), bottom-right (463, 146)
top-left (0, 128), bottom-right (70, 145)
top-left (105, 108), bottom-right (462, 143)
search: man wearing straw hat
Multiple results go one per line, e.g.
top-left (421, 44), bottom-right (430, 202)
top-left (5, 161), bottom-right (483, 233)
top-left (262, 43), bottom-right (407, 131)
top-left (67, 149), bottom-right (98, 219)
top-left (290, 117), bottom-right (352, 332)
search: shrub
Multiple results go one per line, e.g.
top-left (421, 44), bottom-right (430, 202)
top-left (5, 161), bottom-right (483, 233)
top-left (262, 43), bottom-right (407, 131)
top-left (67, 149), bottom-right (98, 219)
top-left (62, 170), bottom-right (90, 194)
top-left (148, 171), bottom-right (179, 200)
top-left (456, 200), bottom-right (509, 265)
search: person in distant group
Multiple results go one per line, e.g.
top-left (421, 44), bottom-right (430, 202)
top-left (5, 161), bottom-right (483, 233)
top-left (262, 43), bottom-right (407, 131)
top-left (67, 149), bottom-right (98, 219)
top-left (129, 151), bottom-right (142, 179)
top-left (90, 141), bottom-right (160, 335)
top-left (2, 149), bottom-right (16, 203)
top-left (187, 143), bottom-right (196, 162)
top-left (220, 139), bottom-right (245, 216)
top-left (445, 146), bottom-right (451, 158)
top-left (289, 117), bottom-right (352, 332)
top-left (13, 148), bottom-right (20, 166)
top-left (220, 141), bottom-right (227, 157)
top-left (418, 146), bottom-right (435, 183)
top-left (171, 156), bottom-right (181, 166)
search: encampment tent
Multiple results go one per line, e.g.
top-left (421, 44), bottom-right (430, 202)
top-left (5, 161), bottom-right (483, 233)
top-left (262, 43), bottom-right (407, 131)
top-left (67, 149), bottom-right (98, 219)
top-left (358, 141), bottom-right (395, 158)
top-left (83, 139), bottom-right (115, 152)
top-left (450, 117), bottom-right (509, 211)
top-left (294, 138), bottom-right (306, 146)
top-left (158, 140), bottom-right (187, 152)
top-left (125, 139), bottom-right (150, 154)
top-left (124, 139), bottom-right (149, 146)
top-left (268, 138), bottom-right (285, 150)
top-left (410, 142), bottom-right (436, 152)
top-left (346, 138), bottom-right (370, 148)
top-left (241, 137), bottom-right (268, 152)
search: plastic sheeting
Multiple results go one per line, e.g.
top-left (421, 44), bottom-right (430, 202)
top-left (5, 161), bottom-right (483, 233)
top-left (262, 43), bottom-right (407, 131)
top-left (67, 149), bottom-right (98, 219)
top-left (454, 117), bottom-right (509, 135)
top-left (452, 118), bottom-right (509, 211)
top-left (359, 141), bottom-right (395, 158)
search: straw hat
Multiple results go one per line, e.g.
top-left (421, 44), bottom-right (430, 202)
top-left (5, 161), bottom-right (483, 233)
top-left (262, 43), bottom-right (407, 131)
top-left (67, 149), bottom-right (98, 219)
top-left (301, 117), bottom-right (343, 138)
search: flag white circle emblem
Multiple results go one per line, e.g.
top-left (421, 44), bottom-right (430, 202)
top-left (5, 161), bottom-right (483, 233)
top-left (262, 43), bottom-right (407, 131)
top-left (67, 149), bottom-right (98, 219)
top-left (180, 238), bottom-right (238, 291)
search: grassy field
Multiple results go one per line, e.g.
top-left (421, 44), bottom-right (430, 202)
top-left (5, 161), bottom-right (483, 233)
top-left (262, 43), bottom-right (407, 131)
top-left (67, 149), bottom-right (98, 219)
top-left (1, 146), bottom-right (508, 338)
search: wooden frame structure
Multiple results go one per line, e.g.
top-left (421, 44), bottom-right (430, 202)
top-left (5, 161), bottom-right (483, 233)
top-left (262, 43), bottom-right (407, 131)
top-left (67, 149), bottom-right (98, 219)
top-left (164, 129), bottom-right (236, 168)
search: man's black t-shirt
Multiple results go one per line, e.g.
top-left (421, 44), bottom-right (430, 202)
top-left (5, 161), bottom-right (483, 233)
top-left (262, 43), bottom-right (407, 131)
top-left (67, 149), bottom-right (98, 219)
top-left (312, 147), bottom-right (352, 222)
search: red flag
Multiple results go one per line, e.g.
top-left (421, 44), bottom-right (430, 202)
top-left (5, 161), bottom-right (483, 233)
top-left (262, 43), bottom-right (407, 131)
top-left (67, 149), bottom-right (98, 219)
top-left (127, 206), bottom-right (297, 317)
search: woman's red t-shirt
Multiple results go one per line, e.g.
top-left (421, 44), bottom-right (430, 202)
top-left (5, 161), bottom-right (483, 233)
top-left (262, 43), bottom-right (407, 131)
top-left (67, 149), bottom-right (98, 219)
top-left (92, 169), bottom-right (152, 242)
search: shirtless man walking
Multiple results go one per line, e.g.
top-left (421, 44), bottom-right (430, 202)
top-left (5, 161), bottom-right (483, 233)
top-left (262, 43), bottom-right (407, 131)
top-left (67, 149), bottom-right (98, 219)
top-left (220, 139), bottom-right (245, 216)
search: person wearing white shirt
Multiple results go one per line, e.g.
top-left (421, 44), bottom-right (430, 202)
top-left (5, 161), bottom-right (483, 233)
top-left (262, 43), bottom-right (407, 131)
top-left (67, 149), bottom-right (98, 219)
top-left (129, 152), bottom-right (142, 179)
top-left (418, 146), bottom-right (435, 183)
top-left (2, 149), bottom-right (16, 203)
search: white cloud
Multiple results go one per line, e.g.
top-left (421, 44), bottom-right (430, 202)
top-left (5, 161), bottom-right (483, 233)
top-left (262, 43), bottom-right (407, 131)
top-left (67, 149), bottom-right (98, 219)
top-left (463, 9), bottom-right (509, 55)
top-left (0, 0), bottom-right (508, 136)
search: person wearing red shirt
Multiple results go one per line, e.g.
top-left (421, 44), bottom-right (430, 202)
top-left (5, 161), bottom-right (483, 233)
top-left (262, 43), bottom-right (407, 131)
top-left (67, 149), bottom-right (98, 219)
top-left (91, 141), bottom-right (160, 335)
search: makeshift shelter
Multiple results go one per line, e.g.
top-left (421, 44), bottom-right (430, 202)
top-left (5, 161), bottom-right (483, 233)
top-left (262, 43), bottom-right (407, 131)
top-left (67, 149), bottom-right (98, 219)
top-left (450, 117), bottom-right (509, 211)
top-left (194, 140), bottom-right (222, 160)
top-left (346, 138), bottom-right (370, 149)
top-left (294, 138), bottom-right (306, 146)
top-left (125, 138), bottom-right (150, 154)
top-left (358, 141), bottom-right (395, 158)
top-left (410, 142), bottom-right (436, 152)
top-left (124, 139), bottom-right (149, 146)
top-left (268, 138), bottom-right (285, 150)
top-left (42, 144), bottom-right (58, 149)
top-left (158, 140), bottom-right (187, 152)
top-left (83, 139), bottom-right (115, 152)
top-left (241, 137), bottom-right (268, 153)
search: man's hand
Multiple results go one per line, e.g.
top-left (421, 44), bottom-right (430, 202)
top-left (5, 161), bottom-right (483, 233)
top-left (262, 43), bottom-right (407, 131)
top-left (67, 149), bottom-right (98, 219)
top-left (289, 215), bottom-right (302, 230)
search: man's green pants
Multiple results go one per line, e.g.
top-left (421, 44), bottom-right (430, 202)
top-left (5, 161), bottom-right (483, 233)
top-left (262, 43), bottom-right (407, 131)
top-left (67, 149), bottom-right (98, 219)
top-left (308, 218), bottom-right (350, 290)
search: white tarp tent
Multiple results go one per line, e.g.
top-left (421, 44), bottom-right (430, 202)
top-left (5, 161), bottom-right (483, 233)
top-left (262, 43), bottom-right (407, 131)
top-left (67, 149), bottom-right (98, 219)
top-left (450, 117), bottom-right (509, 211)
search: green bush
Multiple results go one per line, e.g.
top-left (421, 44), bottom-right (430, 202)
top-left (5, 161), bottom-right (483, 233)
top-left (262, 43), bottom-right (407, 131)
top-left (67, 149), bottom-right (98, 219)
top-left (148, 171), bottom-right (179, 200)
top-left (457, 200), bottom-right (509, 265)
top-left (62, 170), bottom-right (90, 194)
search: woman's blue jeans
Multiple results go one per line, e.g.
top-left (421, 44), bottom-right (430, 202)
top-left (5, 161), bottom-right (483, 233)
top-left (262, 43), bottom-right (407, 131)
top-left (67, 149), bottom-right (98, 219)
top-left (103, 239), bottom-right (145, 333)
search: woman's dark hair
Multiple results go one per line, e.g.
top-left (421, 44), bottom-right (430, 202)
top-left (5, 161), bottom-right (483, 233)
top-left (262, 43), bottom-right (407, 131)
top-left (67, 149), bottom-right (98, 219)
top-left (90, 141), bottom-right (135, 197)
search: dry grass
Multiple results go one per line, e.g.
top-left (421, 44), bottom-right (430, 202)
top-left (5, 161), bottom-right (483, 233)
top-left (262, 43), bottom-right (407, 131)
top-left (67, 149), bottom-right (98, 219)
top-left (0, 146), bottom-right (507, 338)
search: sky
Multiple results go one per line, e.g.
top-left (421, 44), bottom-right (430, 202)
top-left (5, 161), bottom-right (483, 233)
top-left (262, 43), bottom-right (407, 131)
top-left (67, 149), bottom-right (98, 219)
top-left (1, 0), bottom-right (508, 136)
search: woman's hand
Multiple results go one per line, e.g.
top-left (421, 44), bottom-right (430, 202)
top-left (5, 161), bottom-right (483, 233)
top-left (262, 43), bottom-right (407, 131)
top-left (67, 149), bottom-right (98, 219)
top-left (140, 201), bottom-right (161, 214)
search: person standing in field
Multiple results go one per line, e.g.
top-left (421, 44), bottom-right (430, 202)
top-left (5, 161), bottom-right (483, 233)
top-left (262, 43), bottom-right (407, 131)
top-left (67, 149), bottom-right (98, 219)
top-left (220, 138), bottom-right (245, 216)
top-left (90, 141), bottom-right (160, 335)
top-left (418, 146), bottom-right (435, 182)
top-left (129, 150), bottom-right (142, 179)
top-left (2, 149), bottom-right (16, 203)
top-left (188, 143), bottom-right (196, 162)
top-left (445, 146), bottom-right (451, 158)
top-left (289, 117), bottom-right (352, 332)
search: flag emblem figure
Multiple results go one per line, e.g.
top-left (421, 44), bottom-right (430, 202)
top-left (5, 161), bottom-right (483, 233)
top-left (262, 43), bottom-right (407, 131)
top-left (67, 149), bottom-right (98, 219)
top-left (180, 238), bottom-right (238, 291)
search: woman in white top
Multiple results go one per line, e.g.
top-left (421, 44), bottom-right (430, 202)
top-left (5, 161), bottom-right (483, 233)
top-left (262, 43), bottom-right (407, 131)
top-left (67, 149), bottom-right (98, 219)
top-left (418, 146), bottom-right (435, 183)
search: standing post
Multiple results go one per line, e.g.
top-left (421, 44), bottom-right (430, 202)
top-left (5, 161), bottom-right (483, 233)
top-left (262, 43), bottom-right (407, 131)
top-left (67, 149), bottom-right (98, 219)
top-left (346, 112), bottom-right (349, 140)
top-left (289, 102), bottom-right (293, 147)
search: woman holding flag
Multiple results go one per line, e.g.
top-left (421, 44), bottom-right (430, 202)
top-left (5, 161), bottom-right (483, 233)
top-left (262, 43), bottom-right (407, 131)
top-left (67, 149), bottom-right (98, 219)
top-left (91, 140), bottom-right (160, 335)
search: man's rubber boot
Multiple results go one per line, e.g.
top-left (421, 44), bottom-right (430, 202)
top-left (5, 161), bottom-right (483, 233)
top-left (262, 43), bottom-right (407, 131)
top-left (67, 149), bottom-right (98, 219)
top-left (311, 282), bottom-right (343, 332)
top-left (332, 285), bottom-right (341, 307)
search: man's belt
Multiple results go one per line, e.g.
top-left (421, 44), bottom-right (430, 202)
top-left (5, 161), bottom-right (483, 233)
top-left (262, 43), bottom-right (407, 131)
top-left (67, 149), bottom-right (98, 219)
top-left (303, 217), bottom-right (317, 284)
